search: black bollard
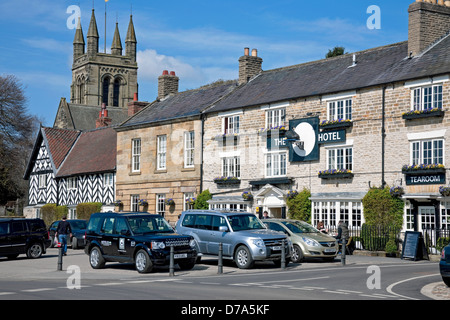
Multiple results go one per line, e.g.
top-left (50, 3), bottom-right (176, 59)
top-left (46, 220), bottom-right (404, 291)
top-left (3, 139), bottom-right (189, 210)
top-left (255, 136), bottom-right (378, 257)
top-left (341, 239), bottom-right (346, 266)
top-left (281, 239), bottom-right (286, 270)
top-left (218, 242), bottom-right (223, 274)
top-left (169, 246), bottom-right (175, 276)
top-left (57, 244), bottom-right (63, 271)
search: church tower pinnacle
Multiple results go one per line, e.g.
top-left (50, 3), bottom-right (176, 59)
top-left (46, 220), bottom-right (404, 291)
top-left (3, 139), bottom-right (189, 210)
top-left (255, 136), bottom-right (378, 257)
top-left (70, 9), bottom-right (138, 109)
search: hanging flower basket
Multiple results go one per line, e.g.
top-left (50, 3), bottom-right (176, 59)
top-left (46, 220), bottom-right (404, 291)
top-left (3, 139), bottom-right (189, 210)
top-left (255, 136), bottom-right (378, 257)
top-left (114, 200), bottom-right (123, 207)
top-left (439, 186), bottom-right (450, 197)
top-left (138, 199), bottom-right (148, 207)
top-left (389, 186), bottom-right (404, 197)
top-left (286, 190), bottom-right (298, 199)
top-left (241, 191), bottom-right (253, 201)
top-left (165, 198), bottom-right (175, 206)
top-left (185, 197), bottom-right (196, 205)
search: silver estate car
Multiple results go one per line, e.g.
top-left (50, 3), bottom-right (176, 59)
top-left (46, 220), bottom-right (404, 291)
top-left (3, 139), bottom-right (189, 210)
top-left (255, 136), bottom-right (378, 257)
top-left (264, 219), bottom-right (338, 262)
top-left (175, 210), bottom-right (291, 269)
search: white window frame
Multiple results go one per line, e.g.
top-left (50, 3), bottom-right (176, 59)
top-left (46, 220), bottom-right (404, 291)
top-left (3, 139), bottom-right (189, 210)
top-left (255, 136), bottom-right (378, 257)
top-left (132, 138), bottom-right (141, 173)
top-left (222, 156), bottom-right (240, 178)
top-left (265, 151), bottom-right (287, 177)
top-left (326, 146), bottom-right (353, 171)
top-left (223, 115), bottom-right (240, 135)
top-left (38, 174), bottom-right (47, 189)
top-left (156, 194), bottom-right (166, 217)
top-left (311, 201), bottom-right (363, 228)
top-left (266, 108), bottom-right (286, 128)
top-left (131, 195), bottom-right (139, 212)
top-left (184, 192), bottom-right (195, 211)
top-left (103, 173), bottom-right (114, 187)
top-left (184, 131), bottom-right (195, 168)
top-left (67, 177), bottom-right (77, 190)
top-left (327, 98), bottom-right (352, 121)
top-left (411, 84), bottom-right (443, 111)
top-left (157, 135), bottom-right (167, 170)
top-left (410, 138), bottom-right (444, 166)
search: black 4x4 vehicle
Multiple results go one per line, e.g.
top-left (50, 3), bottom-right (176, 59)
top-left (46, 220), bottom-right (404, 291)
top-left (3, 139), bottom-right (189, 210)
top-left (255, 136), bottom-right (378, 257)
top-left (84, 212), bottom-right (197, 273)
top-left (0, 218), bottom-right (51, 259)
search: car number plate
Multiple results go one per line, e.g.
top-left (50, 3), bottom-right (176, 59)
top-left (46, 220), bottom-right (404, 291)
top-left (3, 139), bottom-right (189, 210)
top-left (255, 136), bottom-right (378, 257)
top-left (272, 246), bottom-right (281, 251)
top-left (174, 253), bottom-right (188, 259)
top-left (324, 248), bottom-right (336, 253)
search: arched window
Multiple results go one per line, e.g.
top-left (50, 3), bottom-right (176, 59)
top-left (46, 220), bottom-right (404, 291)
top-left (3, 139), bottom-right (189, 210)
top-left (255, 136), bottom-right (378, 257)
top-left (102, 77), bottom-right (110, 105)
top-left (79, 82), bottom-right (85, 104)
top-left (113, 78), bottom-right (121, 107)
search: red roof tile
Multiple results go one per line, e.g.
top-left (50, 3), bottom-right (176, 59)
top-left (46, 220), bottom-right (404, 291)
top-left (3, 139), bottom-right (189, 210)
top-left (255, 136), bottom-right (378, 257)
top-left (43, 127), bottom-right (80, 169)
top-left (56, 127), bottom-right (117, 177)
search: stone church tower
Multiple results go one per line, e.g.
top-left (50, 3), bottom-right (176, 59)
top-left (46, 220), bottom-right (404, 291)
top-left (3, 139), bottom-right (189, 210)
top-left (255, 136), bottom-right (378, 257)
top-left (70, 9), bottom-right (138, 109)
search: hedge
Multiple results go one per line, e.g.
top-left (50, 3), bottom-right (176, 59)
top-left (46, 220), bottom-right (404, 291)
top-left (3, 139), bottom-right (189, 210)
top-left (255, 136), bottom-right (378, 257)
top-left (76, 202), bottom-right (102, 220)
top-left (41, 204), bottom-right (68, 226)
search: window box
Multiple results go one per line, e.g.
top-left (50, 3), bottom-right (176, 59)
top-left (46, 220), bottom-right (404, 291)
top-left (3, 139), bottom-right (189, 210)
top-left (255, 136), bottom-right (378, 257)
top-left (257, 126), bottom-right (287, 136)
top-left (401, 164), bottom-right (446, 175)
top-left (318, 169), bottom-right (354, 180)
top-left (402, 108), bottom-right (444, 120)
top-left (319, 119), bottom-right (353, 131)
top-left (214, 177), bottom-right (241, 184)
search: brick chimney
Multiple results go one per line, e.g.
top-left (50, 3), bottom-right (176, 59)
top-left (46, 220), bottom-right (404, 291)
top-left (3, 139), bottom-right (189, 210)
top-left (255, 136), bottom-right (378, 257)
top-left (408, 0), bottom-right (450, 57)
top-left (96, 103), bottom-right (112, 128)
top-left (238, 48), bottom-right (263, 85)
top-left (158, 70), bottom-right (179, 99)
top-left (128, 92), bottom-right (148, 116)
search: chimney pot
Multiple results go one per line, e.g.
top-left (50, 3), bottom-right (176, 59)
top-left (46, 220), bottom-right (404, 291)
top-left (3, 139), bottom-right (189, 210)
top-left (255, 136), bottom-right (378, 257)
top-left (134, 92), bottom-right (138, 101)
top-left (162, 70), bottom-right (169, 75)
top-left (252, 49), bottom-right (258, 57)
top-left (170, 71), bottom-right (176, 76)
top-left (244, 47), bottom-right (250, 56)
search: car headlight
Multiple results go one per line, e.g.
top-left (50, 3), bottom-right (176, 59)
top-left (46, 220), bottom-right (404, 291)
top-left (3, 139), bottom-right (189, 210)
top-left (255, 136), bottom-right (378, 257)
top-left (151, 241), bottom-right (166, 249)
top-left (252, 239), bottom-right (265, 248)
top-left (302, 237), bottom-right (319, 247)
top-left (189, 239), bottom-right (196, 248)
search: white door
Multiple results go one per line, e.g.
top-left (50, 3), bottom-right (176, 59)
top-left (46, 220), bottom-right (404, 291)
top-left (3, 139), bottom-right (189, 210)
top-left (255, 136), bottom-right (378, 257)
top-left (418, 206), bottom-right (435, 232)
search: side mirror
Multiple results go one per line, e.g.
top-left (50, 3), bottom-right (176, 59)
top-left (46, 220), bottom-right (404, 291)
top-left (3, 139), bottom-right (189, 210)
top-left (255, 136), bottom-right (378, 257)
top-left (120, 229), bottom-right (130, 236)
top-left (219, 226), bottom-right (229, 232)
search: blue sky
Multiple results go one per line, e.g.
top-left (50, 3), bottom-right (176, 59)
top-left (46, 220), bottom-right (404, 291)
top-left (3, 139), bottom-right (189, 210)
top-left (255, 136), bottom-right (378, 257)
top-left (0, 0), bottom-right (412, 126)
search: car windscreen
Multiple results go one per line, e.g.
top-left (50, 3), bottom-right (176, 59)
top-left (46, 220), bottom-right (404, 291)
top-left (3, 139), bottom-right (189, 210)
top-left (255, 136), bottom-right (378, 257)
top-left (69, 220), bottom-right (87, 230)
top-left (128, 216), bottom-right (173, 234)
top-left (227, 214), bottom-right (265, 231)
top-left (281, 220), bottom-right (319, 234)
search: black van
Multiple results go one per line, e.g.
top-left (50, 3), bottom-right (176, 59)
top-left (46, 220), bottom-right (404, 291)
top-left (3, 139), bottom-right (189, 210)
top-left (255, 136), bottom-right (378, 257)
top-left (0, 218), bottom-right (51, 259)
top-left (84, 212), bottom-right (197, 273)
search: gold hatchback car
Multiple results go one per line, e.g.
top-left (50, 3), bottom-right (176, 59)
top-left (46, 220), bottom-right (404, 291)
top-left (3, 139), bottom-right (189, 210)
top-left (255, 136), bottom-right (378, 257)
top-left (263, 219), bottom-right (338, 262)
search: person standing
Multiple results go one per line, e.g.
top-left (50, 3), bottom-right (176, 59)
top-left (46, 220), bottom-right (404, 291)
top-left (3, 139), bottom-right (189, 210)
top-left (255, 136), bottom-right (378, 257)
top-left (55, 217), bottom-right (72, 256)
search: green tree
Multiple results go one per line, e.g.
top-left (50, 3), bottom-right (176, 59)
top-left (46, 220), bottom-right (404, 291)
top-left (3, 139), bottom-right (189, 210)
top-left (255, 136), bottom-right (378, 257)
top-left (287, 188), bottom-right (311, 223)
top-left (326, 46), bottom-right (346, 58)
top-left (362, 187), bottom-right (404, 229)
top-left (194, 190), bottom-right (212, 209)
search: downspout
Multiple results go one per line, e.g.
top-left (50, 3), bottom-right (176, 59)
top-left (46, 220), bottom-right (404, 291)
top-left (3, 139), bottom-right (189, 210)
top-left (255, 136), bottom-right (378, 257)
top-left (200, 114), bottom-right (205, 193)
top-left (381, 85), bottom-right (387, 189)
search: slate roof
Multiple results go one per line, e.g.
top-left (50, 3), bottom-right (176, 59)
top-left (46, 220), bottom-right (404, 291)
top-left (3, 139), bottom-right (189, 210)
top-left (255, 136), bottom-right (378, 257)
top-left (65, 104), bottom-right (129, 131)
top-left (119, 82), bottom-right (237, 129)
top-left (207, 35), bottom-right (450, 113)
top-left (56, 126), bottom-right (117, 178)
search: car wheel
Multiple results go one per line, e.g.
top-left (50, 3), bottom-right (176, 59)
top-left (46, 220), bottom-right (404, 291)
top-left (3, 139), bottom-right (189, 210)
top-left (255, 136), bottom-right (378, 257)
top-left (234, 245), bottom-right (254, 269)
top-left (443, 277), bottom-right (450, 287)
top-left (291, 245), bottom-right (304, 263)
top-left (72, 237), bottom-right (78, 250)
top-left (135, 249), bottom-right (153, 273)
top-left (27, 243), bottom-right (43, 259)
top-left (89, 246), bottom-right (105, 269)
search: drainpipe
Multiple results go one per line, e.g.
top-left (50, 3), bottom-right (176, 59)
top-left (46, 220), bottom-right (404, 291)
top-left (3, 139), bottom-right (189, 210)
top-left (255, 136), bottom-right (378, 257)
top-left (200, 114), bottom-right (205, 193)
top-left (381, 85), bottom-right (387, 189)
